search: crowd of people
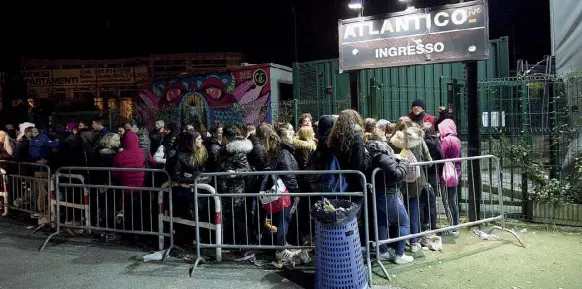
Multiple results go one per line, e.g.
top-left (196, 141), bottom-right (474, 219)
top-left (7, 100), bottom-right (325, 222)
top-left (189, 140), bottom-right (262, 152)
top-left (0, 99), bottom-right (462, 266)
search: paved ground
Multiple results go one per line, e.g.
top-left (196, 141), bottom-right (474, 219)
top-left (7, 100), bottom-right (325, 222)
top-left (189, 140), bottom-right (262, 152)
top-left (0, 217), bottom-right (318, 289)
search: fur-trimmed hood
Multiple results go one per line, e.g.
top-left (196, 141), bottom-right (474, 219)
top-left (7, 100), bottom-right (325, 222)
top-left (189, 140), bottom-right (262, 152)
top-left (225, 138), bottom-right (253, 155)
top-left (390, 126), bottom-right (425, 149)
top-left (294, 138), bottom-right (316, 152)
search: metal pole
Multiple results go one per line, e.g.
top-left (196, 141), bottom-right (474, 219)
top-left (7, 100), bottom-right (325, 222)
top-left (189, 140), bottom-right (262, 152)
top-left (548, 81), bottom-right (558, 180)
top-left (466, 61), bottom-right (482, 222)
top-left (292, 5), bottom-right (299, 64)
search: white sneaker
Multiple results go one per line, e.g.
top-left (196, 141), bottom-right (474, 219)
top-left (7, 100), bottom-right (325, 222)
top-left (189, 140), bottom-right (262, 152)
top-left (393, 253), bottom-right (414, 264)
top-left (276, 249), bottom-right (301, 261)
top-left (378, 252), bottom-right (393, 261)
top-left (116, 211), bottom-right (123, 224)
top-left (409, 242), bottom-right (422, 253)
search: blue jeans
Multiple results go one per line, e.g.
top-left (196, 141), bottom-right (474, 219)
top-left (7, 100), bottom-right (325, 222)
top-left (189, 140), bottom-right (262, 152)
top-left (376, 192), bottom-right (409, 256)
top-left (275, 207), bottom-right (292, 246)
top-left (447, 186), bottom-right (460, 226)
top-left (403, 194), bottom-right (420, 244)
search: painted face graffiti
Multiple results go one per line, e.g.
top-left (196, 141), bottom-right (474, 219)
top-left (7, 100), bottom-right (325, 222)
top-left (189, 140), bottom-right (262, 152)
top-left (135, 67), bottom-right (272, 130)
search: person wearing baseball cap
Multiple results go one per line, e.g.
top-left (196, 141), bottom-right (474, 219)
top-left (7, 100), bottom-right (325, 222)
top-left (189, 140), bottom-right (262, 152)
top-left (408, 99), bottom-right (435, 126)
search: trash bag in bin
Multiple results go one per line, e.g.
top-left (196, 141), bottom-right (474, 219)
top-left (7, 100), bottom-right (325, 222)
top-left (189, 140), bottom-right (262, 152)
top-left (311, 198), bottom-right (361, 225)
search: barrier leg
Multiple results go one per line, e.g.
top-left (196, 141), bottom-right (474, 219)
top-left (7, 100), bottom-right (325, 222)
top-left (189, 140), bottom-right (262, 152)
top-left (1, 172), bottom-right (8, 216)
top-left (39, 231), bottom-right (60, 251)
top-left (158, 191), bottom-right (164, 251)
top-left (485, 225), bottom-right (526, 248)
top-left (374, 257), bottom-right (392, 281)
top-left (0, 192), bottom-right (7, 216)
top-left (30, 222), bottom-right (52, 236)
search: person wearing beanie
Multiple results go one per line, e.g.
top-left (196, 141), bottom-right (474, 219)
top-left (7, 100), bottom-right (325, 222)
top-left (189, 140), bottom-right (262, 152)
top-left (408, 99), bottom-right (435, 126)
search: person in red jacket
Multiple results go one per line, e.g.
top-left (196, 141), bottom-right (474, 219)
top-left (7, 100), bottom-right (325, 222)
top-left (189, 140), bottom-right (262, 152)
top-left (408, 99), bottom-right (435, 127)
top-left (112, 131), bottom-right (147, 190)
top-left (111, 130), bottom-right (147, 232)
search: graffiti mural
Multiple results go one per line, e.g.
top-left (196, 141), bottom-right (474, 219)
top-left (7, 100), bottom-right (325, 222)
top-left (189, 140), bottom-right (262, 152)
top-left (136, 66), bottom-right (271, 130)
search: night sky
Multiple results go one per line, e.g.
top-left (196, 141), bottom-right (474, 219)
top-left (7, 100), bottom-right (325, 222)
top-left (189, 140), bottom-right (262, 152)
top-left (2, 0), bottom-right (550, 68)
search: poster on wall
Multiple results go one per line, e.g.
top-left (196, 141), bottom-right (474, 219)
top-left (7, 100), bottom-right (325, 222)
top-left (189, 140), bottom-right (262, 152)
top-left (338, 0), bottom-right (489, 72)
top-left (135, 66), bottom-right (272, 130)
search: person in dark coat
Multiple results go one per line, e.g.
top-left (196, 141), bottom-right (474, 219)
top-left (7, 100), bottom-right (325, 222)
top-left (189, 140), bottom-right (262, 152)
top-left (28, 127), bottom-right (59, 163)
top-left (218, 126), bottom-right (253, 249)
top-left (247, 125), bottom-right (267, 171)
top-left (366, 140), bottom-right (414, 264)
top-left (270, 127), bottom-right (301, 262)
top-left (165, 132), bottom-right (208, 244)
top-left (327, 109), bottom-right (369, 199)
top-left (294, 126), bottom-right (316, 170)
top-left (203, 125), bottom-right (223, 172)
top-left (150, 119), bottom-right (167, 156)
top-left (308, 115), bottom-right (336, 191)
top-left (94, 132), bottom-right (121, 226)
top-left (166, 132), bottom-right (207, 185)
top-left (408, 99), bottom-right (435, 127)
top-left (420, 123), bottom-right (443, 234)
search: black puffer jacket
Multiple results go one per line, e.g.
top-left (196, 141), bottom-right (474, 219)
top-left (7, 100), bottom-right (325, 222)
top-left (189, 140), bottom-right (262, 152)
top-left (307, 116), bottom-right (336, 191)
top-left (166, 152), bottom-right (204, 184)
top-left (332, 133), bottom-right (369, 195)
top-left (424, 134), bottom-right (443, 178)
top-left (150, 131), bottom-right (167, 155)
top-left (294, 138), bottom-right (316, 170)
top-left (218, 138), bottom-right (253, 207)
top-left (203, 137), bottom-right (222, 172)
top-left (247, 134), bottom-right (267, 171)
top-left (366, 140), bottom-right (409, 194)
top-left (273, 142), bottom-right (299, 192)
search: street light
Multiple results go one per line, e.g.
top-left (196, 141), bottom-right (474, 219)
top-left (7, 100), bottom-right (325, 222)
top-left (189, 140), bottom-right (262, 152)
top-left (348, 0), bottom-right (363, 17)
top-left (348, 0), bottom-right (363, 10)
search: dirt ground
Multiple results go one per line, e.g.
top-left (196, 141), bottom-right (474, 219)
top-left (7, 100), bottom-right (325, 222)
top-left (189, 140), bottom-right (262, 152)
top-left (372, 222), bottom-right (582, 289)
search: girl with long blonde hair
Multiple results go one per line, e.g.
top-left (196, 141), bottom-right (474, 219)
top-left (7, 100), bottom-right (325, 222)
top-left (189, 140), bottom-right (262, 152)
top-left (0, 130), bottom-right (15, 159)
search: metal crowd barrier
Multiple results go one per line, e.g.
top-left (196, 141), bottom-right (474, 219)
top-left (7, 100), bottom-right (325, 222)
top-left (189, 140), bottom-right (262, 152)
top-left (370, 155), bottom-right (525, 281)
top-left (40, 167), bottom-right (175, 260)
top-left (158, 182), bottom-right (222, 260)
top-left (189, 170), bottom-right (373, 284)
top-left (0, 169), bottom-right (7, 216)
top-left (0, 160), bottom-right (52, 233)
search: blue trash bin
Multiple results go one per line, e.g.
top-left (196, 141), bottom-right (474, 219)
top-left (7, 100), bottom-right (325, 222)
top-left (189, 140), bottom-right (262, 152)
top-left (314, 213), bottom-right (368, 289)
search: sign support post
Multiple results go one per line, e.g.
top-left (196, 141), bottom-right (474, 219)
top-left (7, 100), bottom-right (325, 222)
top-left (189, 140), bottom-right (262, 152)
top-left (466, 60), bottom-right (482, 222)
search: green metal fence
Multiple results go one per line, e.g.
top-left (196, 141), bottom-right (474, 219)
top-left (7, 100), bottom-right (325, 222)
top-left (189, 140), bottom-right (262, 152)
top-left (294, 37), bottom-right (510, 124)
top-left (364, 75), bottom-right (581, 225)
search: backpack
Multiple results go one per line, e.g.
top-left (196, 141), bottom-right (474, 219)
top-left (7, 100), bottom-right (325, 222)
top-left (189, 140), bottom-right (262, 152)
top-left (441, 161), bottom-right (459, 188)
top-left (405, 150), bottom-right (421, 183)
top-left (322, 154), bottom-right (348, 192)
top-left (441, 137), bottom-right (460, 188)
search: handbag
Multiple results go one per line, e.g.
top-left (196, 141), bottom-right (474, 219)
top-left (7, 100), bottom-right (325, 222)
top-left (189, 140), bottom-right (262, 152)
top-left (259, 174), bottom-right (291, 214)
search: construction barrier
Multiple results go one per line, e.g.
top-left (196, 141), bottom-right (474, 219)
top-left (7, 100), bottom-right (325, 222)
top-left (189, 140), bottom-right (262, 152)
top-left (188, 169), bottom-right (373, 284)
top-left (0, 169), bottom-right (7, 216)
top-left (0, 160), bottom-right (52, 233)
top-left (40, 166), bottom-right (175, 259)
top-left (369, 155), bottom-right (525, 281)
